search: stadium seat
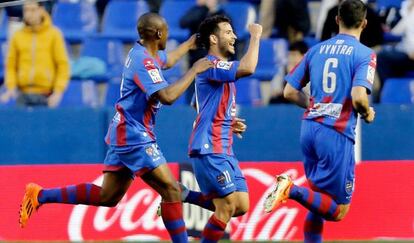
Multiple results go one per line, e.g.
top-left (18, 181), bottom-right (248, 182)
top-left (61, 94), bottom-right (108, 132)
top-left (52, 1), bottom-right (98, 44)
top-left (0, 41), bottom-right (4, 85)
top-left (376, 0), bottom-right (403, 10)
top-left (76, 37), bottom-right (124, 83)
top-left (59, 80), bottom-right (98, 107)
top-left (101, 0), bottom-right (149, 42)
top-left (222, 2), bottom-right (256, 40)
top-left (251, 38), bottom-right (288, 81)
top-left (159, 0), bottom-right (194, 42)
top-left (235, 77), bottom-right (262, 106)
top-left (0, 9), bottom-right (7, 41)
top-left (381, 78), bottom-right (414, 104)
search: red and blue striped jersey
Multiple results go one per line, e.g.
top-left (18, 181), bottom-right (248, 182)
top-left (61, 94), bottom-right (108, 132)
top-left (105, 43), bottom-right (168, 146)
top-left (286, 34), bottom-right (376, 141)
top-left (188, 55), bottom-right (240, 155)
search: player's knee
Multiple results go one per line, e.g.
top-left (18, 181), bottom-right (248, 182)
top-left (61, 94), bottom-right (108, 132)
top-left (100, 196), bottom-right (121, 207)
top-left (161, 181), bottom-right (181, 201)
top-left (234, 201), bottom-right (249, 216)
top-left (333, 205), bottom-right (350, 221)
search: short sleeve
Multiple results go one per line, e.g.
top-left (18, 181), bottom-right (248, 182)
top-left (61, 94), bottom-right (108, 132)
top-left (205, 60), bottom-right (240, 82)
top-left (156, 50), bottom-right (168, 69)
top-left (285, 53), bottom-right (310, 90)
top-left (353, 52), bottom-right (376, 94)
top-left (132, 56), bottom-right (169, 97)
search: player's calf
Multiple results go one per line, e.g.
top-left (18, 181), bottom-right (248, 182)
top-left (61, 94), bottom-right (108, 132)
top-left (332, 204), bottom-right (350, 221)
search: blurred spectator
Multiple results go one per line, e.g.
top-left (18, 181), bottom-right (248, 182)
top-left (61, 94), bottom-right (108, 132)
top-left (376, 0), bottom-right (414, 101)
top-left (269, 41), bottom-right (309, 104)
top-left (0, 0), bottom-right (70, 108)
top-left (179, 0), bottom-right (227, 65)
top-left (4, 0), bottom-right (55, 37)
top-left (274, 0), bottom-right (311, 43)
top-left (315, 0), bottom-right (338, 40)
top-left (259, 0), bottom-right (276, 38)
top-left (321, 0), bottom-right (384, 48)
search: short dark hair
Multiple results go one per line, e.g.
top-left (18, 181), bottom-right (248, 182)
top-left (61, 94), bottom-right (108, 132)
top-left (289, 41), bottom-right (309, 55)
top-left (338, 0), bottom-right (367, 29)
top-left (196, 15), bottom-right (231, 50)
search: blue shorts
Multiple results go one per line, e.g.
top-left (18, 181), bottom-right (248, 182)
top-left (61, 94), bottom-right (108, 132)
top-left (190, 153), bottom-right (248, 198)
top-left (103, 143), bottom-right (166, 178)
top-left (300, 120), bottom-right (355, 204)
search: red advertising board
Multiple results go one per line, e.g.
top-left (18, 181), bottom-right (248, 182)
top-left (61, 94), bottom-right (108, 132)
top-left (0, 161), bottom-right (413, 241)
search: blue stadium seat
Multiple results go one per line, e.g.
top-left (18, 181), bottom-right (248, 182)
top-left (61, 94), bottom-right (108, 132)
top-left (59, 80), bottom-right (98, 107)
top-left (101, 0), bottom-right (149, 42)
top-left (0, 41), bottom-right (4, 83)
top-left (222, 2), bottom-right (256, 40)
top-left (0, 9), bottom-right (7, 42)
top-left (235, 77), bottom-right (262, 106)
top-left (52, 2), bottom-right (98, 43)
top-left (381, 78), bottom-right (414, 104)
top-left (105, 81), bottom-right (120, 107)
top-left (251, 38), bottom-right (288, 81)
top-left (159, 0), bottom-right (194, 42)
top-left (376, 0), bottom-right (403, 10)
top-left (77, 37), bottom-right (124, 82)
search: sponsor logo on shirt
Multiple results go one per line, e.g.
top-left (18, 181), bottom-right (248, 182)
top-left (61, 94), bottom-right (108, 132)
top-left (148, 69), bottom-right (163, 83)
top-left (215, 61), bottom-right (233, 70)
top-left (143, 58), bottom-right (164, 83)
top-left (309, 102), bottom-right (343, 119)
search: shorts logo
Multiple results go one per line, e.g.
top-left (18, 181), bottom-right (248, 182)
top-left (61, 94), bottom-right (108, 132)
top-left (145, 144), bottom-right (161, 161)
top-left (217, 170), bottom-right (232, 185)
top-left (345, 180), bottom-right (354, 194)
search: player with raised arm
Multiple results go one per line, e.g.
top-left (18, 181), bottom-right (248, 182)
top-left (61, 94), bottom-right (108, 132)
top-left (263, 1), bottom-right (376, 242)
top-left (19, 13), bottom-right (213, 243)
top-left (176, 15), bottom-right (262, 242)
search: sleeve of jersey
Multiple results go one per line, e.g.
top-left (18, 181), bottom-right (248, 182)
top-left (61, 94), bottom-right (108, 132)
top-left (133, 57), bottom-right (169, 97)
top-left (285, 54), bottom-right (309, 90)
top-left (207, 60), bottom-right (240, 82)
top-left (157, 50), bottom-right (168, 69)
top-left (352, 52), bottom-right (376, 94)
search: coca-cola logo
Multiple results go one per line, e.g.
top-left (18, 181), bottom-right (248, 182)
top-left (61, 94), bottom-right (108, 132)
top-left (68, 166), bottom-right (307, 241)
top-left (230, 168), bottom-right (307, 240)
top-left (68, 175), bottom-right (168, 241)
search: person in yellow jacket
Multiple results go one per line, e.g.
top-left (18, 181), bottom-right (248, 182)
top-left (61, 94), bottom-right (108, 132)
top-left (0, 0), bottom-right (70, 107)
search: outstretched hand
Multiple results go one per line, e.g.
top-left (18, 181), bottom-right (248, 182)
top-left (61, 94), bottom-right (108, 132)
top-left (192, 58), bottom-right (214, 74)
top-left (185, 34), bottom-right (197, 50)
top-left (233, 117), bottom-right (247, 139)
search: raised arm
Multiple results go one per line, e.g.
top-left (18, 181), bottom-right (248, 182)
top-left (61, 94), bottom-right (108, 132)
top-left (154, 58), bottom-right (213, 105)
top-left (236, 24), bottom-right (262, 78)
top-left (165, 35), bottom-right (197, 69)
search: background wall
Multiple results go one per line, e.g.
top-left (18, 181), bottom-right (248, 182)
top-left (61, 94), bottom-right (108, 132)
top-left (0, 104), bottom-right (413, 164)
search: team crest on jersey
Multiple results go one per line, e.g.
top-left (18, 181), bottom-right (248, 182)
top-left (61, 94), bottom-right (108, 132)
top-left (215, 61), bottom-right (233, 70)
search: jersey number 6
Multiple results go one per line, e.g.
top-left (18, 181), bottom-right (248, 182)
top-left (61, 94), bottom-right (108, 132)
top-left (322, 58), bottom-right (338, 93)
